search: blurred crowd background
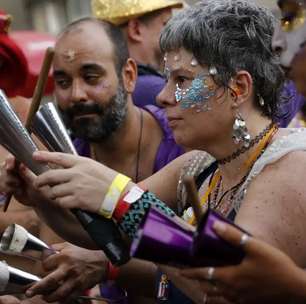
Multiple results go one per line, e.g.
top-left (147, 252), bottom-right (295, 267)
top-left (2, 0), bottom-right (277, 34)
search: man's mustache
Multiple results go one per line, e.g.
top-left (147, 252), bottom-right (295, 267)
top-left (65, 103), bottom-right (103, 117)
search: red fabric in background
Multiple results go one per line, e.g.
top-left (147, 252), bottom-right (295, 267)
top-left (0, 33), bottom-right (28, 97)
top-left (10, 31), bottom-right (55, 97)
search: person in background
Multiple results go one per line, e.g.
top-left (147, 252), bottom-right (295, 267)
top-left (0, 10), bottom-right (28, 98)
top-left (92, 0), bottom-right (183, 107)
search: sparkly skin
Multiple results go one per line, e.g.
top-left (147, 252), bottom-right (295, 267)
top-left (164, 52), bottom-right (216, 111)
top-left (62, 49), bottom-right (76, 62)
top-left (175, 73), bottom-right (216, 111)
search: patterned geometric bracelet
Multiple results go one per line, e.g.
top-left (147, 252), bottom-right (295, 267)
top-left (118, 191), bottom-right (176, 239)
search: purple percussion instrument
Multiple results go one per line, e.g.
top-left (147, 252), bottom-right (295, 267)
top-left (130, 207), bottom-right (194, 265)
top-left (131, 207), bottom-right (248, 267)
top-left (192, 209), bottom-right (247, 266)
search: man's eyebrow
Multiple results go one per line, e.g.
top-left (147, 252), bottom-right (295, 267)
top-left (53, 70), bottom-right (67, 78)
top-left (81, 63), bottom-right (106, 74)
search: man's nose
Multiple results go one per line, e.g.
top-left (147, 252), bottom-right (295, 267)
top-left (272, 22), bottom-right (287, 55)
top-left (71, 79), bottom-right (87, 103)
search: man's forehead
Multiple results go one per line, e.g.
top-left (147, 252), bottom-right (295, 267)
top-left (53, 62), bottom-right (106, 75)
top-left (56, 22), bottom-right (113, 53)
top-left (54, 39), bottom-right (114, 64)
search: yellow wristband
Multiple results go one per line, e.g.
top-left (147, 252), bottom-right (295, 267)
top-left (99, 174), bottom-right (131, 218)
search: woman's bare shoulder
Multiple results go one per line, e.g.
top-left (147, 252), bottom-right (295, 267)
top-left (236, 149), bottom-right (306, 266)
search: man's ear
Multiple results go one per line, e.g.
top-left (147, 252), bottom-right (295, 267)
top-left (126, 19), bottom-right (143, 43)
top-left (229, 70), bottom-right (253, 109)
top-left (121, 58), bottom-right (137, 93)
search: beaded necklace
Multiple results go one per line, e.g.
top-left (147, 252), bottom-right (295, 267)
top-left (187, 124), bottom-right (278, 225)
top-left (218, 122), bottom-right (274, 165)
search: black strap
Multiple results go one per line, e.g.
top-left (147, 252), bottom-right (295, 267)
top-left (195, 161), bottom-right (218, 190)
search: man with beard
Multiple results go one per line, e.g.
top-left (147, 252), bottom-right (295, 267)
top-left (53, 17), bottom-right (183, 181)
top-left (33, 17), bottom-right (184, 304)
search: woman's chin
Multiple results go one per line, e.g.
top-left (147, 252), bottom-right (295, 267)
top-left (173, 134), bottom-right (196, 150)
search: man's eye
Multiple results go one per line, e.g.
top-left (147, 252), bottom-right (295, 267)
top-left (84, 75), bottom-right (100, 84)
top-left (282, 13), bottom-right (295, 23)
top-left (280, 8), bottom-right (306, 32)
top-left (281, 13), bottom-right (296, 28)
top-left (55, 79), bottom-right (70, 89)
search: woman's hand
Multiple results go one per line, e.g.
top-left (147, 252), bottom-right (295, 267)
top-left (32, 151), bottom-right (121, 213)
top-left (180, 221), bottom-right (306, 304)
top-left (159, 264), bottom-right (232, 304)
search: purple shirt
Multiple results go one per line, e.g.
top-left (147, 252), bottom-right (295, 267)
top-left (277, 81), bottom-right (306, 127)
top-left (132, 64), bottom-right (165, 108)
top-left (132, 74), bottom-right (165, 108)
top-left (74, 105), bottom-right (184, 173)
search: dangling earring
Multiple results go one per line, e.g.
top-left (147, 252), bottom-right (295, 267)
top-left (232, 113), bottom-right (251, 147)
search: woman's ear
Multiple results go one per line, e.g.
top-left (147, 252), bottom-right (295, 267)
top-left (121, 58), bottom-right (137, 93)
top-left (229, 71), bottom-right (253, 109)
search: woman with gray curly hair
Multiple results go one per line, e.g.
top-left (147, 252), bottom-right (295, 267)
top-left (180, 0), bottom-right (306, 303)
top-left (2, 0), bottom-right (306, 303)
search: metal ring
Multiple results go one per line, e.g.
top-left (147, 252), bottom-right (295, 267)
top-left (203, 293), bottom-right (208, 304)
top-left (239, 233), bottom-right (250, 247)
top-left (206, 267), bottom-right (215, 281)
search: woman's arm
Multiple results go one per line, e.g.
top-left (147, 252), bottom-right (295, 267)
top-left (32, 150), bottom-right (196, 213)
top-left (2, 150), bottom-right (194, 249)
top-left (140, 151), bottom-right (198, 210)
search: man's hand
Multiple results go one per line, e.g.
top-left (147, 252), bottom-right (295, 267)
top-left (26, 242), bottom-right (107, 303)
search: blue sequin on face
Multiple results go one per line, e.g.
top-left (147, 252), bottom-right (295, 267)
top-left (175, 73), bottom-right (215, 111)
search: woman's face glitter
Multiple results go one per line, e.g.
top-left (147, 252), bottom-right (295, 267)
top-left (175, 73), bottom-right (216, 110)
top-left (163, 50), bottom-right (217, 112)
